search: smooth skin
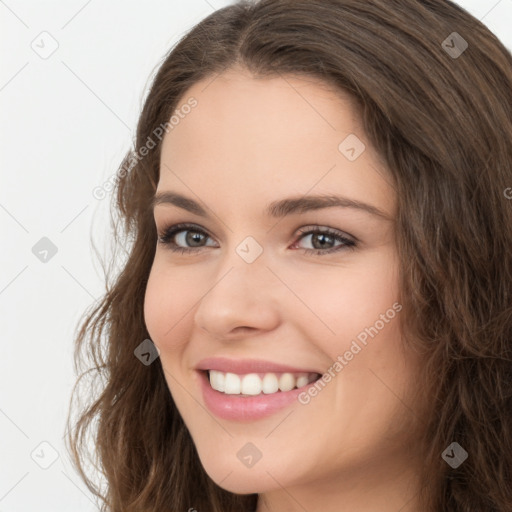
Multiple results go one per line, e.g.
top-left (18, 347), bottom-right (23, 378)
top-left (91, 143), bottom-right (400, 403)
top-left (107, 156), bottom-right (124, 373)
top-left (144, 66), bottom-right (427, 512)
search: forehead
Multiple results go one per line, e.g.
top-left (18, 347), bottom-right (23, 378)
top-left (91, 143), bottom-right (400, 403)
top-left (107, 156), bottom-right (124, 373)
top-left (158, 68), bottom-right (395, 218)
top-left (165, 67), bottom-right (361, 152)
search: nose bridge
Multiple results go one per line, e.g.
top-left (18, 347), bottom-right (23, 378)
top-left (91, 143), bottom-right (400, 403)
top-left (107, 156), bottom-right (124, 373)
top-left (193, 235), bottom-right (281, 336)
top-left (233, 234), bottom-right (266, 265)
top-left (209, 233), bottom-right (272, 306)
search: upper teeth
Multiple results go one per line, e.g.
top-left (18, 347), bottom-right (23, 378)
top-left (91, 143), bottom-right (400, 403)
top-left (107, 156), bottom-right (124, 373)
top-left (208, 370), bottom-right (318, 395)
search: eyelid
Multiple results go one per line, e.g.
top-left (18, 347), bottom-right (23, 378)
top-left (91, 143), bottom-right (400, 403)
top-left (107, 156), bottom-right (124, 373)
top-left (155, 220), bottom-right (357, 241)
top-left (156, 221), bottom-right (358, 256)
top-left (295, 225), bottom-right (358, 243)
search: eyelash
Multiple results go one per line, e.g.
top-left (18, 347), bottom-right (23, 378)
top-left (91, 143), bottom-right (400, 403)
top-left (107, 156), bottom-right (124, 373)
top-left (156, 222), bottom-right (357, 256)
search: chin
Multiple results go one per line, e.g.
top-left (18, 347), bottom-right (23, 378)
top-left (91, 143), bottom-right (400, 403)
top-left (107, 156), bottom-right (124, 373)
top-left (198, 453), bottom-right (287, 494)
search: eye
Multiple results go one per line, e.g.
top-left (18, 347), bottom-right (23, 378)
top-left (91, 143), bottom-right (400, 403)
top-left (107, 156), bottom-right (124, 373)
top-left (292, 226), bottom-right (357, 255)
top-left (156, 222), bottom-right (357, 256)
top-left (157, 222), bottom-right (216, 254)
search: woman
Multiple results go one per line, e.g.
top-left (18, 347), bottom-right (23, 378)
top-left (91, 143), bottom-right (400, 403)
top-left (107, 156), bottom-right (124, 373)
top-left (66, 1), bottom-right (512, 511)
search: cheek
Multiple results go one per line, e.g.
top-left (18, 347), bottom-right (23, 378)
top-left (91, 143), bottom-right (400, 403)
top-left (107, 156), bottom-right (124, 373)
top-left (143, 262), bottom-right (199, 349)
top-left (301, 252), bottom-right (400, 349)
top-left (143, 278), bottom-right (160, 343)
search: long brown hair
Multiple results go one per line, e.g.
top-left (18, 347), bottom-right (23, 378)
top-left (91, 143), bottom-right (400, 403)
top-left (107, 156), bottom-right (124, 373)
top-left (65, 1), bottom-right (512, 510)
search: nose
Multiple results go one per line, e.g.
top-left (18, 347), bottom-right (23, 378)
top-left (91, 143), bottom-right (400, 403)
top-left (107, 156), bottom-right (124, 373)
top-left (193, 249), bottom-right (282, 341)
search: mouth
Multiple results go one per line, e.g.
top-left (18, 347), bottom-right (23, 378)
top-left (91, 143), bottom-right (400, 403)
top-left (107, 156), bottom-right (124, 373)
top-left (197, 368), bottom-right (323, 421)
top-left (202, 369), bottom-right (322, 396)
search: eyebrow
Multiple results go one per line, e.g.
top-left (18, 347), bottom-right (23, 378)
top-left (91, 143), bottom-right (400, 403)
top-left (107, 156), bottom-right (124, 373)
top-left (151, 191), bottom-right (392, 220)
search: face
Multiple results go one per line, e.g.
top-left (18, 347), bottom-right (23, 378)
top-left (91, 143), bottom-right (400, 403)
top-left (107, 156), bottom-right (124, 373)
top-left (144, 67), bottom-right (425, 502)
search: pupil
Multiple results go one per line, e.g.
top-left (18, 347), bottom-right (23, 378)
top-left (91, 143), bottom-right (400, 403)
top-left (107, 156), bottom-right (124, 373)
top-left (314, 233), bottom-right (332, 249)
top-left (187, 232), bottom-right (204, 247)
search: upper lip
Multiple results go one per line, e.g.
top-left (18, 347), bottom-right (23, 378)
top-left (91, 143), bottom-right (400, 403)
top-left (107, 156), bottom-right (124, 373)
top-left (195, 357), bottom-right (321, 375)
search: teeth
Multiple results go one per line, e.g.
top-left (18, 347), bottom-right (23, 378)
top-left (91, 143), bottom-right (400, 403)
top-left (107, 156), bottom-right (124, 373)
top-left (296, 375), bottom-right (309, 388)
top-left (279, 373), bottom-right (295, 392)
top-left (241, 374), bottom-right (262, 395)
top-left (224, 372), bottom-right (241, 394)
top-left (210, 370), bottom-right (225, 392)
top-left (208, 370), bottom-right (318, 395)
top-left (262, 373), bottom-right (279, 394)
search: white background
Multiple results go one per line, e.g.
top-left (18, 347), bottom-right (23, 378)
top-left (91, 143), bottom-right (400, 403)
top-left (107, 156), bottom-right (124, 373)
top-left (1, 1), bottom-right (511, 510)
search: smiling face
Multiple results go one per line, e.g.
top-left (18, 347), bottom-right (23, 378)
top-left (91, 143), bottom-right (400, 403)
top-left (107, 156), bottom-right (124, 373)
top-left (144, 67), bottom-right (426, 510)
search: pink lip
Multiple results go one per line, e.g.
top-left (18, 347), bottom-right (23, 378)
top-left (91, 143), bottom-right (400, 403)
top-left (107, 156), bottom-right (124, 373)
top-left (197, 369), bottom-right (319, 421)
top-left (195, 356), bottom-right (320, 375)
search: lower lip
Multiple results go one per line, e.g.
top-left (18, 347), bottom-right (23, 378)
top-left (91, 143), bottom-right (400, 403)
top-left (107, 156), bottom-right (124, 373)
top-left (198, 370), bottom-right (317, 421)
